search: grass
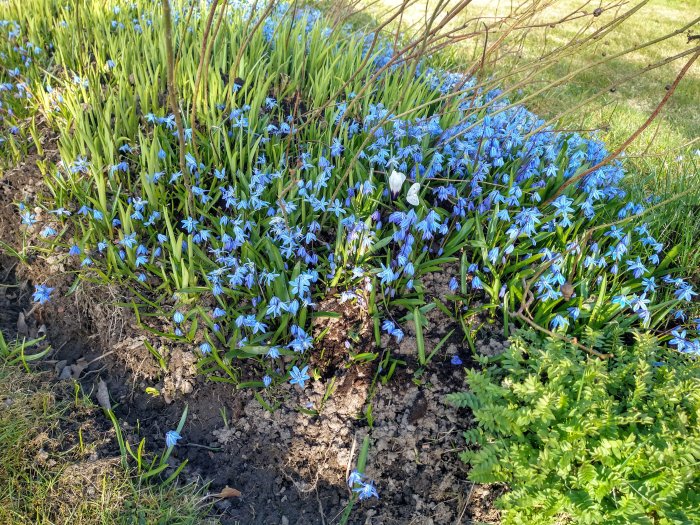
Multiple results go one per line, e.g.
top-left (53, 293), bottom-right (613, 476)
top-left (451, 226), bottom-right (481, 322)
top-left (0, 339), bottom-right (212, 525)
top-left (518, 0), bottom-right (700, 294)
top-left (465, 0), bottom-right (700, 282)
top-left (372, 0), bottom-right (699, 152)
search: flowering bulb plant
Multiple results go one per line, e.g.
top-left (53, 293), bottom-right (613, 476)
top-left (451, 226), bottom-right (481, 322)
top-left (0, 0), bottom-right (697, 393)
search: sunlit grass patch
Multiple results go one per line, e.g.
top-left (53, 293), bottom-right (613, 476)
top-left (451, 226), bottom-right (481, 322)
top-left (0, 354), bottom-right (212, 525)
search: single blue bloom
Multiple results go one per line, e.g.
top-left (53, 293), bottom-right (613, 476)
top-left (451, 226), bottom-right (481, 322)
top-left (353, 481), bottom-right (379, 501)
top-left (347, 470), bottom-right (363, 487)
top-left (165, 430), bottom-right (182, 448)
top-left (20, 211), bottom-right (37, 225)
top-left (212, 307), bottom-right (226, 318)
top-left (32, 284), bottom-right (54, 304)
top-left (451, 355), bottom-right (463, 366)
top-left (669, 328), bottom-right (687, 352)
top-left (181, 216), bottom-right (199, 233)
top-left (675, 285), bottom-right (697, 302)
top-left (550, 314), bottom-right (569, 330)
top-left (449, 277), bottom-right (459, 292)
top-left (289, 365), bottom-right (310, 388)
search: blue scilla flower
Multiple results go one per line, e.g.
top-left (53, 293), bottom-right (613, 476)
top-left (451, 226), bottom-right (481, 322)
top-left (33, 284), bottom-right (53, 304)
top-left (675, 285), bottom-right (697, 302)
top-left (451, 355), bottom-right (463, 365)
top-left (642, 277), bottom-right (657, 293)
top-left (289, 365), bottom-right (310, 388)
top-left (173, 311), bottom-right (185, 324)
top-left (347, 470), bottom-right (363, 487)
top-left (199, 342), bottom-right (211, 355)
top-left (669, 328), bottom-right (687, 352)
top-left (487, 247), bottom-right (500, 265)
top-left (550, 315), bottom-right (569, 331)
top-left (119, 232), bottom-right (137, 248)
top-left (263, 375), bottom-right (272, 388)
top-left (625, 257), bottom-right (648, 279)
top-left (20, 211), bottom-right (36, 225)
top-left (40, 226), bottom-right (57, 238)
top-left (212, 307), bottom-right (226, 318)
top-left (266, 296), bottom-right (284, 317)
top-left (353, 480), bottom-right (379, 501)
top-left (165, 430), bottom-right (181, 448)
top-left (288, 326), bottom-right (313, 353)
top-left (612, 294), bottom-right (631, 308)
top-left (181, 216), bottom-right (199, 233)
top-left (631, 294), bottom-right (650, 314)
top-left (377, 263), bottom-right (396, 285)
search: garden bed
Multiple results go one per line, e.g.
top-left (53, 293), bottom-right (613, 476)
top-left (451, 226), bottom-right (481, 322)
top-left (1, 1), bottom-right (699, 523)
top-left (1, 162), bottom-right (503, 523)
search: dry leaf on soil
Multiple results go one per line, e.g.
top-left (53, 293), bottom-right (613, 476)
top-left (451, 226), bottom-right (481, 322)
top-left (212, 486), bottom-right (242, 499)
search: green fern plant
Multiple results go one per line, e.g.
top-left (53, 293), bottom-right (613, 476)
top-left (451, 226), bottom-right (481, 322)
top-left (447, 330), bottom-right (700, 525)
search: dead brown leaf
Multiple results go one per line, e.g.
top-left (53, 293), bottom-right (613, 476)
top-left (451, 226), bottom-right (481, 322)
top-left (212, 486), bottom-right (242, 499)
top-left (17, 312), bottom-right (28, 337)
top-left (71, 358), bottom-right (89, 379)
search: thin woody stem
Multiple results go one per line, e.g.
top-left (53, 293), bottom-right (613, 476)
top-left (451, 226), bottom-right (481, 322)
top-left (543, 50), bottom-right (700, 206)
top-left (162, 0), bottom-right (193, 215)
top-left (190, 0), bottom-right (221, 157)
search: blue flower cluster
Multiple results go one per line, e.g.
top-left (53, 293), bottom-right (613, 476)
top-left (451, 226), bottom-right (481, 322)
top-left (2, 0), bottom-right (697, 399)
top-left (347, 469), bottom-right (379, 501)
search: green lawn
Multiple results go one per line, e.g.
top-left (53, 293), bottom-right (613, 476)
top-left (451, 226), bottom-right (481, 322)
top-left (374, 0), bottom-right (699, 154)
top-left (0, 361), bottom-right (211, 525)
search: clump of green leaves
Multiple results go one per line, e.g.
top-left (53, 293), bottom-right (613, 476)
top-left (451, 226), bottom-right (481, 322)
top-left (448, 330), bottom-right (700, 524)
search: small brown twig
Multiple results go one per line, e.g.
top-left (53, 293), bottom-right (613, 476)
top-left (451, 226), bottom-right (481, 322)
top-left (161, 0), bottom-right (193, 214)
top-left (190, 0), bottom-right (222, 156)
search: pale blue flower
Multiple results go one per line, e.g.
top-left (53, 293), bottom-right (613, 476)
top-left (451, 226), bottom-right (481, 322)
top-left (289, 365), bottom-right (310, 388)
top-left (165, 430), bottom-right (181, 448)
top-left (353, 480), bottom-right (379, 500)
top-left (33, 284), bottom-right (53, 304)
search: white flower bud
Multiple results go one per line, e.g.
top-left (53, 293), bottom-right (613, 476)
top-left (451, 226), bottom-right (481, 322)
top-left (406, 182), bottom-right (420, 206)
top-left (388, 170), bottom-right (406, 196)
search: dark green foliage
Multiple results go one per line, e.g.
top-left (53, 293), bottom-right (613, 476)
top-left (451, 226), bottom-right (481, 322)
top-left (448, 330), bottom-right (700, 524)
